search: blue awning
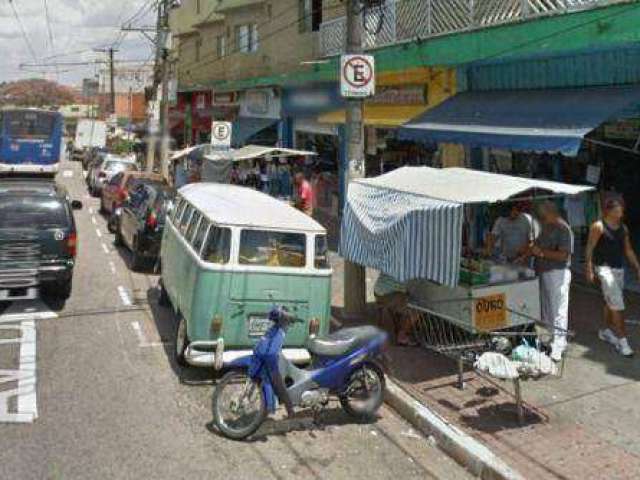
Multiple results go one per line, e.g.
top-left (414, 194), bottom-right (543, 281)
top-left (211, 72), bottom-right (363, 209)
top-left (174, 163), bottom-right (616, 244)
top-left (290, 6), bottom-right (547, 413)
top-left (232, 117), bottom-right (278, 148)
top-left (398, 85), bottom-right (640, 156)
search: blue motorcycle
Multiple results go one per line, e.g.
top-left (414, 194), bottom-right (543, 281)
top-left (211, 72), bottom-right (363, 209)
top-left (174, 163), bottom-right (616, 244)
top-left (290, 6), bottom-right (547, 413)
top-left (212, 306), bottom-right (388, 440)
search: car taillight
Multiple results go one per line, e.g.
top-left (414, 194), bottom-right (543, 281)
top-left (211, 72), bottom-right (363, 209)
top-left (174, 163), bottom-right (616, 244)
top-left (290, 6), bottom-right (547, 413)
top-left (66, 232), bottom-right (77, 258)
top-left (146, 211), bottom-right (158, 230)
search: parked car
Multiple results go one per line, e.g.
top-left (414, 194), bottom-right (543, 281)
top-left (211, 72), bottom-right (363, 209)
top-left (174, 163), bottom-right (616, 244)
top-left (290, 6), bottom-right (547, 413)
top-left (0, 179), bottom-right (82, 301)
top-left (100, 171), bottom-right (164, 217)
top-left (159, 183), bottom-right (331, 369)
top-left (115, 182), bottom-right (175, 270)
top-left (90, 155), bottom-right (138, 197)
top-left (82, 147), bottom-right (108, 172)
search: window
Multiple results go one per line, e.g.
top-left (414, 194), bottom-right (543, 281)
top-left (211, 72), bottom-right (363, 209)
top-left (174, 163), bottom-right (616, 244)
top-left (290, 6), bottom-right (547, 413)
top-left (5, 111), bottom-right (55, 139)
top-left (239, 230), bottom-right (306, 268)
top-left (0, 197), bottom-right (68, 229)
top-left (298, 0), bottom-right (322, 33)
top-left (202, 227), bottom-right (231, 264)
top-left (172, 197), bottom-right (185, 223)
top-left (192, 219), bottom-right (209, 254)
top-left (186, 211), bottom-right (202, 243)
top-left (314, 235), bottom-right (330, 269)
top-left (235, 24), bottom-right (258, 53)
top-left (216, 35), bottom-right (226, 58)
top-left (195, 37), bottom-right (202, 62)
top-left (179, 205), bottom-right (194, 235)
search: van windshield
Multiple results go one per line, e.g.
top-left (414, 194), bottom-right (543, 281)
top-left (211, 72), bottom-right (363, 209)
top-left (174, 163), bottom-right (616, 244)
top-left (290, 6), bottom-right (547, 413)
top-left (239, 230), bottom-right (306, 268)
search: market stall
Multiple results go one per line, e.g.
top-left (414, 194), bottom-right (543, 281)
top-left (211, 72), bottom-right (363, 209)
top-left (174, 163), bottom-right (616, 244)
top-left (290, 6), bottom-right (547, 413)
top-left (201, 145), bottom-right (316, 197)
top-left (341, 166), bottom-right (594, 421)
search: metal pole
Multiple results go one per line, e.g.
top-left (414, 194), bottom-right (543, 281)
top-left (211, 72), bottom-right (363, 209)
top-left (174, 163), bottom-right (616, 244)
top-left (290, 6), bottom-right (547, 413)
top-left (109, 48), bottom-right (116, 114)
top-left (344, 0), bottom-right (367, 317)
top-left (146, 0), bottom-right (165, 173)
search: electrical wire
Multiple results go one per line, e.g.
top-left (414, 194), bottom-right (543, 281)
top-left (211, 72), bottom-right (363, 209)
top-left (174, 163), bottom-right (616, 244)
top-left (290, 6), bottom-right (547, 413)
top-left (7, 0), bottom-right (38, 63)
top-left (43, 0), bottom-right (55, 49)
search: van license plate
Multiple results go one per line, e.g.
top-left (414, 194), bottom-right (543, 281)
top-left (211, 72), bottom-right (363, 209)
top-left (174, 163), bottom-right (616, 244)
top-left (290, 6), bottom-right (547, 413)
top-left (248, 317), bottom-right (272, 337)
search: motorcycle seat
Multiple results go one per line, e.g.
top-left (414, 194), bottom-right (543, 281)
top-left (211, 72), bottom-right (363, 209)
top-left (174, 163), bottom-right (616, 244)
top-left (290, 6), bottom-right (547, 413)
top-left (307, 326), bottom-right (382, 357)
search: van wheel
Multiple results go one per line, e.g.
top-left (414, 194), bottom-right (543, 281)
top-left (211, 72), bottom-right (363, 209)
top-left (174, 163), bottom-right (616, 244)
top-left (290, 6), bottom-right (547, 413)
top-left (174, 315), bottom-right (189, 368)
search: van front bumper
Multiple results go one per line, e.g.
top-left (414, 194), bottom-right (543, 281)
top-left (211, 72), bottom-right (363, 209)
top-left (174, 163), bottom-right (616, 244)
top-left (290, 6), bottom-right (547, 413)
top-left (185, 339), bottom-right (311, 370)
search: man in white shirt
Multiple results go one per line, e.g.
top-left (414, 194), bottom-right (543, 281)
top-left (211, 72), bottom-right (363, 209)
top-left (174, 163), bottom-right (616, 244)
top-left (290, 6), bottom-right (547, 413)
top-left (485, 203), bottom-right (537, 261)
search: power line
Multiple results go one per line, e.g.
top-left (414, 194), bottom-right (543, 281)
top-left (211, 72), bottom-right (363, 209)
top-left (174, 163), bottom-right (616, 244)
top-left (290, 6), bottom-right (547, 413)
top-left (43, 0), bottom-right (55, 49)
top-left (7, 0), bottom-right (38, 63)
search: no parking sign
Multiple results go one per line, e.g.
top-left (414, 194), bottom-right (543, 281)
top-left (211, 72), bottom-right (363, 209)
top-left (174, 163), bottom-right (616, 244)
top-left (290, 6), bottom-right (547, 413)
top-left (211, 121), bottom-right (232, 149)
top-left (340, 54), bottom-right (375, 98)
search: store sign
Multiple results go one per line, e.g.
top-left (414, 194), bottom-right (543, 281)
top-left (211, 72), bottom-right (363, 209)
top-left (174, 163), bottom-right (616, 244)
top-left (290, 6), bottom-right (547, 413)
top-left (370, 85), bottom-right (428, 105)
top-left (195, 94), bottom-right (207, 110)
top-left (240, 88), bottom-right (281, 119)
top-left (283, 84), bottom-right (345, 116)
top-left (474, 294), bottom-right (507, 332)
top-left (340, 54), bottom-right (375, 98)
top-left (211, 121), bottom-right (232, 150)
top-left (212, 91), bottom-right (239, 106)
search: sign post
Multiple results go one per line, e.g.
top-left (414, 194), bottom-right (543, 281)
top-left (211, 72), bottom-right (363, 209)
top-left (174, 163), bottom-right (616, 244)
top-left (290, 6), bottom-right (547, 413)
top-left (211, 121), bottom-right (232, 150)
top-left (340, 54), bottom-right (375, 99)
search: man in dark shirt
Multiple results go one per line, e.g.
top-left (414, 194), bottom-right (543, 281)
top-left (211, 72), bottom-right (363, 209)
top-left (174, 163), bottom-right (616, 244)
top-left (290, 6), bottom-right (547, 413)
top-left (527, 201), bottom-right (574, 362)
top-left (585, 199), bottom-right (640, 357)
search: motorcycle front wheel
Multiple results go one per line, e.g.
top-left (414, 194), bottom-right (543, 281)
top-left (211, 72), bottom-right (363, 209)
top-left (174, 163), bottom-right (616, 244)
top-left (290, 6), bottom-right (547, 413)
top-left (212, 370), bottom-right (267, 440)
top-left (339, 363), bottom-right (385, 421)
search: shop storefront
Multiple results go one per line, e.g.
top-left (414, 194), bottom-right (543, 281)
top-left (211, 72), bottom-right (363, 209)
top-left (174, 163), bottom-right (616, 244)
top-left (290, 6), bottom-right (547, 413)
top-left (234, 88), bottom-right (281, 147)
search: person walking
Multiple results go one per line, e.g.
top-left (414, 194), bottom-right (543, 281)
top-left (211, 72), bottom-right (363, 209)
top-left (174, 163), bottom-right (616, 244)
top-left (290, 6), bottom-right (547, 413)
top-left (293, 171), bottom-right (314, 216)
top-left (528, 201), bottom-right (574, 362)
top-left (585, 199), bottom-right (640, 357)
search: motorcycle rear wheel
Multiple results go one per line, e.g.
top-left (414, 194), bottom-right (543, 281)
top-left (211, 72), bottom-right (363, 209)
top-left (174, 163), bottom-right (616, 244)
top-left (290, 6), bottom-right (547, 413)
top-left (339, 363), bottom-right (385, 421)
top-left (212, 370), bottom-right (267, 440)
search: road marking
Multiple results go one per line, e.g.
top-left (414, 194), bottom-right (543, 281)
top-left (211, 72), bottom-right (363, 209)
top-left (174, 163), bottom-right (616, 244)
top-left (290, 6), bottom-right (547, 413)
top-left (130, 321), bottom-right (166, 348)
top-left (88, 207), bottom-right (94, 215)
top-left (109, 261), bottom-right (117, 275)
top-left (0, 301), bottom-right (56, 423)
top-left (62, 170), bottom-right (73, 178)
top-left (117, 286), bottom-right (133, 307)
top-left (96, 229), bottom-right (103, 238)
top-left (91, 216), bottom-right (97, 225)
top-left (101, 243), bottom-right (110, 254)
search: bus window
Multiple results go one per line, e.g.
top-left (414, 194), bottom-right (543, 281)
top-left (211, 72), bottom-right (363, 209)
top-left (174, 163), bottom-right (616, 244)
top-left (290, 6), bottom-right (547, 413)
top-left (5, 111), bottom-right (55, 138)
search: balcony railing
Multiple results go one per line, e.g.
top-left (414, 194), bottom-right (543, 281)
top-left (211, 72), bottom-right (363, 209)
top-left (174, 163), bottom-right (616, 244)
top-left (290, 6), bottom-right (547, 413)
top-left (319, 0), bottom-right (622, 57)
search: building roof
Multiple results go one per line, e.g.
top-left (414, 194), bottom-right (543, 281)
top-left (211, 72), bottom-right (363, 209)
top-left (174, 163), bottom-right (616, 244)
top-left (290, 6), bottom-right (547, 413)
top-left (179, 183), bottom-right (326, 233)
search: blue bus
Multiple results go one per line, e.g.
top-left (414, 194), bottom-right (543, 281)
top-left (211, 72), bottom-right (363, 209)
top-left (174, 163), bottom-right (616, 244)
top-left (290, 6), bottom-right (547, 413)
top-left (0, 108), bottom-right (63, 175)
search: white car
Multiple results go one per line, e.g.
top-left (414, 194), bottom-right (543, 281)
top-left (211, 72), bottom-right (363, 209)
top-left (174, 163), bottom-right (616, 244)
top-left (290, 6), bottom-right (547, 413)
top-left (90, 155), bottom-right (138, 196)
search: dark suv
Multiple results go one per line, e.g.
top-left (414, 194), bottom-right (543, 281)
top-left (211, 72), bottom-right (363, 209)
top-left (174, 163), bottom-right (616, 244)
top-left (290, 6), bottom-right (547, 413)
top-left (0, 179), bottom-right (82, 301)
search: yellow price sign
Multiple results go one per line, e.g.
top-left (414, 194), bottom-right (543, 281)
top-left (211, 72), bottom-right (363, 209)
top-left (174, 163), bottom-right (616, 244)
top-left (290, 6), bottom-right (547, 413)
top-left (474, 294), bottom-right (507, 332)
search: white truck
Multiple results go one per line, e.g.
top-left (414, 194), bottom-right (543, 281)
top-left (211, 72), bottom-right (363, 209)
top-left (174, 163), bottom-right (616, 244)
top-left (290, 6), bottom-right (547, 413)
top-left (73, 119), bottom-right (107, 161)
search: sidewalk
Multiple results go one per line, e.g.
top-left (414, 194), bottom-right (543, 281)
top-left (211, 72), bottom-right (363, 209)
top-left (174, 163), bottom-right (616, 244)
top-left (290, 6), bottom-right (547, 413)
top-left (330, 253), bottom-right (640, 479)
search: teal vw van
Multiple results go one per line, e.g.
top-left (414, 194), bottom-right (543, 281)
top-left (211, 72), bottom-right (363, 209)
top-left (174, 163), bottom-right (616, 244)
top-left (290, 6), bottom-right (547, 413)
top-left (159, 183), bottom-right (332, 369)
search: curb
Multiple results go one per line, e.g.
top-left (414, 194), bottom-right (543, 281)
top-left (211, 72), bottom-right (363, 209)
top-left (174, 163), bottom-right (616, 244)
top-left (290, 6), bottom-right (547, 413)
top-left (385, 380), bottom-right (525, 480)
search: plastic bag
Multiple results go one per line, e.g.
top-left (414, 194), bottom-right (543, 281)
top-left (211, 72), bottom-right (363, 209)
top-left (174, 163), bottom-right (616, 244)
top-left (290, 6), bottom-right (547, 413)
top-left (512, 343), bottom-right (557, 377)
top-left (474, 352), bottom-right (520, 380)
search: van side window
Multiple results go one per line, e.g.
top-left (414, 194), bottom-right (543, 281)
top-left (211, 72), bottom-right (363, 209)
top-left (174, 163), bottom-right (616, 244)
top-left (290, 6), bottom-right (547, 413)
top-left (172, 198), bottom-right (185, 223)
top-left (202, 227), bottom-right (231, 264)
top-left (239, 230), bottom-right (306, 268)
top-left (192, 219), bottom-right (209, 254)
top-left (179, 205), bottom-right (194, 235)
top-left (186, 211), bottom-right (202, 243)
top-left (314, 235), bottom-right (330, 269)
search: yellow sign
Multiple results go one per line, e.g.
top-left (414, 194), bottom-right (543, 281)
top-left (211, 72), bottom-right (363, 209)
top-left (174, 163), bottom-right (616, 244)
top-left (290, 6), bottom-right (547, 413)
top-left (474, 294), bottom-right (507, 332)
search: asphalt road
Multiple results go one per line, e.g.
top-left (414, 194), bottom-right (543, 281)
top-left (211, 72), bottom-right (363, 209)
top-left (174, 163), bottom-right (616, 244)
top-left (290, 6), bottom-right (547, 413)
top-left (0, 158), bottom-right (472, 480)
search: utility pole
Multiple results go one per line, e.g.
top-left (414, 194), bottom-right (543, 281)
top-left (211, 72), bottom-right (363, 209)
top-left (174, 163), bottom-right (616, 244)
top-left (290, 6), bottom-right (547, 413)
top-left (94, 47), bottom-right (118, 116)
top-left (343, 0), bottom-right (367, 317)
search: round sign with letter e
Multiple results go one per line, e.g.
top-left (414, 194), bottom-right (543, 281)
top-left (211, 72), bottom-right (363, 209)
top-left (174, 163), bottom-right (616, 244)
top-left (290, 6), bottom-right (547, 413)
top-left (211, 121), bottom-right (232, 149)
top-left (340, 54), bottom-right (375, 98)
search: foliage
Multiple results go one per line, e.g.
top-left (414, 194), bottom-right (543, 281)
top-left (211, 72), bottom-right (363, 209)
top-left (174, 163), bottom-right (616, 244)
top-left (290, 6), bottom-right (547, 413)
top-left (0, 79), bottom-right (79, 108)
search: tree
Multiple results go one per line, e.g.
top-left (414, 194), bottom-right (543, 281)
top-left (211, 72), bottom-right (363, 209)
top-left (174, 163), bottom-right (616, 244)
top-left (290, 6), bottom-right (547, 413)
top-left (0, 79), bottom-right (80, 108)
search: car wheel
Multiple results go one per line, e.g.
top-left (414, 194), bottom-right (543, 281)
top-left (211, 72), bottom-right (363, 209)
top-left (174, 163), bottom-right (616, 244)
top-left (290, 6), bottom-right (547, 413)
top-left (107, 213), bottom-right (117, 233)
top-left (174, 314), bottom-right (189, 368)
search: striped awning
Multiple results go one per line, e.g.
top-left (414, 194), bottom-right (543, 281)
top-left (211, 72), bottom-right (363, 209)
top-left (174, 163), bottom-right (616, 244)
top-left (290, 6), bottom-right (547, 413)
top-left (340, 181), bottom-right (463, 287)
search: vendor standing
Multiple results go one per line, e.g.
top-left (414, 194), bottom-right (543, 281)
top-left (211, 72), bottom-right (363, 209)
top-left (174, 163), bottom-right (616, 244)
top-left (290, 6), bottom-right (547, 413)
top-left (484, 203), bottom-right (537, 261)
top-left (527, 201), bottom-right (574, 362)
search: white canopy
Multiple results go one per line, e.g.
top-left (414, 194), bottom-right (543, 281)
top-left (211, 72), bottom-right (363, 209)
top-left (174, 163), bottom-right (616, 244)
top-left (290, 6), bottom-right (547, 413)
top-left (204, 145), bottom-right (316, 163)
top-left (355, 166), bottom-right (594, 204)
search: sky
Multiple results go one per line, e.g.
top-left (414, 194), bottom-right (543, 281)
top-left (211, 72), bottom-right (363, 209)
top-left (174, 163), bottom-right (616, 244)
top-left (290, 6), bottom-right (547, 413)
top-left (0, 0), bottom-right (156, 87)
